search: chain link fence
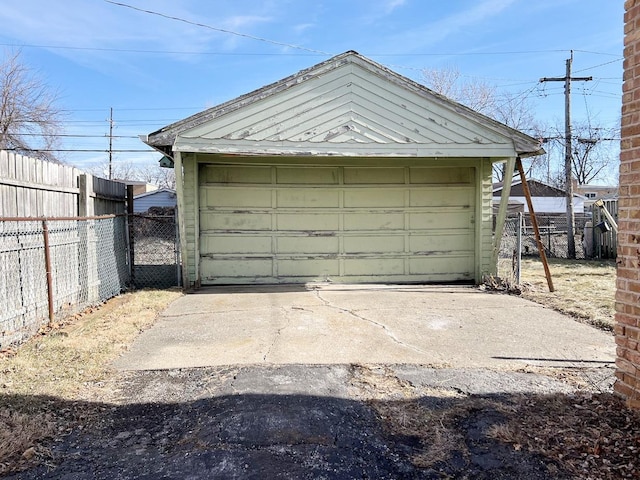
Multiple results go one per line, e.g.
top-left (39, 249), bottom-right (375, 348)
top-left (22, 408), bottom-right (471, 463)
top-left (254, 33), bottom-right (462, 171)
top-left (496, 213), bottom-right (590, 285)
top-left (519, 214), bottom-right (588, 260)
top-left (129, 213), bottom-right (180, 289)
top-left (496, 214), bottom-right (522, 286)
top-left (0, 216), bottom-right (129, 348)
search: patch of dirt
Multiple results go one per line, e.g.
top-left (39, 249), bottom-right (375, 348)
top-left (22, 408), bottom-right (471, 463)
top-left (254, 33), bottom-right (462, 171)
top-left (348, 365), bottom-right (640, 480)
top-left (0, 289), bottom-right (182, 475)
top-left (519, 258), bottom-right (616, 331)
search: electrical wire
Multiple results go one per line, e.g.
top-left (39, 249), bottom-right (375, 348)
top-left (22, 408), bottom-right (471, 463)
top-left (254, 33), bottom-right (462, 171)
top-left (104, 0), bottom-right (333, 56)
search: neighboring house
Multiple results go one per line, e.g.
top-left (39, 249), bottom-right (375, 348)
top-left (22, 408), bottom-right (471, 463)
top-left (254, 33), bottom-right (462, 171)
top-left (574, 184), bottom-right (618, 211)
top-left (143, 51), bottom-right (543, 287)
top-left (492, 180), bottom-right (585, 215)
top-left (133, 188), bottom-right (177, 213)
top-left (117, 179), bottom-right (158, 196)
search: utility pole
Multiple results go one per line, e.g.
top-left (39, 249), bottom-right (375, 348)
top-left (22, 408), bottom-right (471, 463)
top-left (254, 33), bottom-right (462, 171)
top-left (540, 51), bottom-right (591, 259)
top-left (108, 107), bottom-right (114, 180)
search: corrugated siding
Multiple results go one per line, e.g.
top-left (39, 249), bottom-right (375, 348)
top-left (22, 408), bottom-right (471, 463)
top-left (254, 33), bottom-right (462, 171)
top-left (134, 191), bottom-right (177, 213)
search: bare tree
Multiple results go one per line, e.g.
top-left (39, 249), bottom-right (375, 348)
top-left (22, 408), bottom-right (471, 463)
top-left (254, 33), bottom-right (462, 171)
top-left (542, 121), bottom-right (618, 186)
top-left (0, 51), bottom-right (63, 162)
top-left (422, 66), bottom-right (497, 114)
top-left (87, 159), bottom-right (176, 189)
top-left (137, 164), bottom-right (176, 189)
top-left (422, 66), bottom-right (542, 182)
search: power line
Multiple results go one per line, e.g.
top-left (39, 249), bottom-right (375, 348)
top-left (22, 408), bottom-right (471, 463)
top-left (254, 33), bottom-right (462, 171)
top-left (104, 0), bottom-right (333, 56)
top-left (573, 58), bottom-right (623, 74)
top-left (2, 40), bottom-right (620, 60)
top-left (6, 148), bottom-right (155, 153)
top-left (8, 132), bottom-right (139, 138)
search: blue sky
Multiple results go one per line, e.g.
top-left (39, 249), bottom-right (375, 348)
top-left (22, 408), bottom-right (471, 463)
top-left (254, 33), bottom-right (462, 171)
top-left (0, 0), bottom-right (624, 179)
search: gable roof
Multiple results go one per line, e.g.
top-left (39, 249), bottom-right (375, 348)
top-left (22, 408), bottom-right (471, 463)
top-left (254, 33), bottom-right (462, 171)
top-left (144, 51), bottom-right (543, 159)
top-left (493, 179), bottom-right (587, 199)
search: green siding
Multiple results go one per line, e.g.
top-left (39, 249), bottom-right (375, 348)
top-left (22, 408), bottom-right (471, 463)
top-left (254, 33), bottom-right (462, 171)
top-left (479, 158), bottom-right (495, 278)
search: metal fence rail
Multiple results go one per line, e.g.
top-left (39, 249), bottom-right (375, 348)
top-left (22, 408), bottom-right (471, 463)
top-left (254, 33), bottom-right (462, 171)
top-left (0, 216), bottom-right (129, 348)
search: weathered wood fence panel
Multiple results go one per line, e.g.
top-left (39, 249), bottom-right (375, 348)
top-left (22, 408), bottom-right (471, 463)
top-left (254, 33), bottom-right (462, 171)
top-left (0, 150), bottom-right (127, 217)
top-left (0, 151), bottom-right (79, 217)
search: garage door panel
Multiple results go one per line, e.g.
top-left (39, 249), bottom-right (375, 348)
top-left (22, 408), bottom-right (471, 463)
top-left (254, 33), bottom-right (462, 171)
top-left (344, 258), bottom-right (404, 275)
top-left (277, 236), bottom-right (339, 254)
top-left (202, 258), bottom-right (273, 278)
top-left (409, 167), bottom-right (473, 184)
top-left (202, 187), bottom-right (272, 207)
top-left (409, 211), bottom-right (472, 230)
top-left (202, 235), bottom-right (272, 254)
top-left (202, 165), bottom-right (272, 184)
top-left (276, 189), bottom-right (340, 208)
top-left (277, 213), bottom-right (339, 230)
top-left (344, 167), bottom-right (405, 184)
top-left (410, 234), bottom-right (473, 253)
top-left (202, 212), bottom-right (272, 230)
top-left (344, 235), bottom-right (405, 253)
top-left (277, 258), bottom-right (339, 277)
top-left (410, 187), bottom-right (473, 207)
top-left (410, 256), bottom-right (473, 276)
top-left (277, 167), bottom-right (339, 184)
top-left (344, 189), bottom-right (405, 207)
top-left (199, 164), bottom-right (476, 284)
top-left (344, 213), bottom-right (405, 230)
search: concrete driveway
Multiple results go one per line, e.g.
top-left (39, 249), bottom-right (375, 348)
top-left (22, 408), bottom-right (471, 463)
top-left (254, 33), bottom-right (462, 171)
top-left (114, 285), bottom-right (614, 371)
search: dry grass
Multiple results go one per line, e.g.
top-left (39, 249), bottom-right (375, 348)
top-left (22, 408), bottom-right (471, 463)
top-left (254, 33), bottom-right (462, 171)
top-left (0, 288), bottom-right (182, 474)
top-left (519, 258), bottom-right (616, 331)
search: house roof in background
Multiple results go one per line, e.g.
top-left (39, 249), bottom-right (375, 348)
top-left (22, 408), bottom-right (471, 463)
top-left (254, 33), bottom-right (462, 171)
top-left (133, 188), bottom-right (176, 200)
top-left (493, 179), bottom-right (587, 198)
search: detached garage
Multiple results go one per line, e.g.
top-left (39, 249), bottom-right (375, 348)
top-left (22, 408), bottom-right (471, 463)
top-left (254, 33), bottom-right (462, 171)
top-left (144, 51), bottom-right (542, 287)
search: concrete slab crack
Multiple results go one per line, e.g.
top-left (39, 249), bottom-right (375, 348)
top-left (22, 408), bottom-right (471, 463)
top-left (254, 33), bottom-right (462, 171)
top-left (313, 290), bottom-right (430, 356)
top-left (263, 307), bottom-right (292, 362)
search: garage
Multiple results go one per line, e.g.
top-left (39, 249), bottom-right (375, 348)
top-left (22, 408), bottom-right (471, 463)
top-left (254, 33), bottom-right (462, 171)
top-left (143, 51), bottom-right (543, 288)
top-left (199, 163), bottom-right (475, 284)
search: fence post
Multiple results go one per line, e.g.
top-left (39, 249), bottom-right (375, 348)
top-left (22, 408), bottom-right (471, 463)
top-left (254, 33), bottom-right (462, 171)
top-left (42, 219), bottom-right (54, 325)
top-left (175, 208), bottom-right (181, 287)
top-left (515, 212), bottom-right (522, 284)
top-left (127, 185), bottom-right (135, 287)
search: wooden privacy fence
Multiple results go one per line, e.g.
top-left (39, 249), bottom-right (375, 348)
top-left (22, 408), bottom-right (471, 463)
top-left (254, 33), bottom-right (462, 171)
top-left (0, 151), bottom-right (129, 347)
top-left (0, 150), bottom-right (126, 217)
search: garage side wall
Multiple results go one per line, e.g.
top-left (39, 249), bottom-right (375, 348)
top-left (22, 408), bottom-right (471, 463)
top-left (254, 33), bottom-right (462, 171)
top-left (479, 157), bottom-right (495, 278)
top-left (182, 154), bottom-right (199, 287)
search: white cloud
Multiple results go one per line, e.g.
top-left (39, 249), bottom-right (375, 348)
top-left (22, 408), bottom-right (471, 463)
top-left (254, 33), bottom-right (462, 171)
top-left (384, 0), bottom-right (406, 14)
top-left (385, 0), bottom-right (517, 52)
top-left (293, 23), bottom-right (314, 34)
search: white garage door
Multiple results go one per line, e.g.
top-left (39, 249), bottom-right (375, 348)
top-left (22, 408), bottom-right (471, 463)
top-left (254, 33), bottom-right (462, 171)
top-left (199, 164), bottom-right (476, 284)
